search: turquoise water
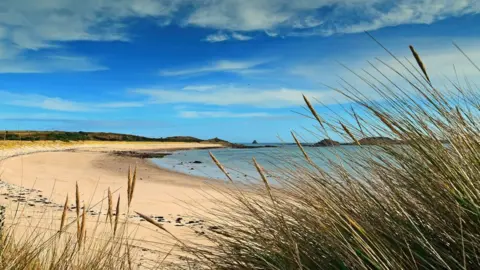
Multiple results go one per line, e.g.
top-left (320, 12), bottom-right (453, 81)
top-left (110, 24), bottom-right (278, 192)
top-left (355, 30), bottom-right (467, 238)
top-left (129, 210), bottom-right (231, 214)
top-left (150, 144), bottom-right (367, 182)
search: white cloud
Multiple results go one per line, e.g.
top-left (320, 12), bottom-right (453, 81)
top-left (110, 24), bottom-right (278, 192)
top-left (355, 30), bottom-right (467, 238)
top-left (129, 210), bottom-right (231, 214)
top-left (232, 32), bottom-right (253, 41)
top-left (0, 55), bottom-right (107, 73)
top-left (133, 86), bottom-right (342, 108)
top-left (0, 91), bottom-right (144, 112)
top-left (265, 30), bottom-right (279, 38)
top-left (203, 32), bottom-right (253, 42)
top-left (203, 32), bottom-right (230, 42)
top-left (182, 85), bottom-right (219, 91)
top-left (0, 0), bottom-right (475, 56)
top-left (159, 59), bottom-right (268, 76)
top-left (290, 38), bottom-right (480, 86)
top-left (184, 0), bottom-right (480, 34)
top-left (137, 38), bottom-right (480, 110)
top-left (178, 110), bottom-right (273, 118)
top-left (95, 102), bottom-right (145, 108)
top-left (0, 1), bottom-right (475, 71)
top-left (292, 16), bottom-right (323, 29)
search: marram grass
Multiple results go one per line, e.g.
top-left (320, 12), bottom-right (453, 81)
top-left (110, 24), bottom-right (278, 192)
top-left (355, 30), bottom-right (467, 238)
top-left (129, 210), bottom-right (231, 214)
top-left (169, 45), bottom-right (480, 269)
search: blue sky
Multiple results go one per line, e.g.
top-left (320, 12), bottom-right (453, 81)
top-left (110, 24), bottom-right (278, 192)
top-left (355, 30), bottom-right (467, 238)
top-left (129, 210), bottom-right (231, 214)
top-left (0, 0), bottom-right (479, 142)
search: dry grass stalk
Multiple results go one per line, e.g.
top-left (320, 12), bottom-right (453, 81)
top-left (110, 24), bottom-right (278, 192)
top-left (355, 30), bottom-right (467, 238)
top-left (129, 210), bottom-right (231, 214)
top-left (209, 151), bottom-right (234, 183)
top-left (75, 182), bottom-right (80, 235)
top-left (135, 212), bottom-right (186, 246)
top-left (303, 94), bottom-right (325, 130)
top-left (135, 212), bottom-right (167, 233)
top-left (252, 158), bottom-right (274, 202)
top-left (59, 195), bottom-right (69, 233)
top-left (456, 106), bottom-right (466, 125)
top-left (128, 166), bottom-right (137, 208)
top-left (106, 187), bottom-right (113, 226)
top-left (374, 111), bottom-right (403, 138)
top-left (78, 207), bottom-right (86, 249)
top-left (351, 106), bottom-right (365, 136)
top-left (409, 45), bottom-right (431, 83)
top-left (340, 121), bottom-right (360, 145)
top-left (114, 195), bottom-right (121, 236)
top-left (127, 166), bottom-right (132, 205)
top-left (291, 131), bottom-right (313, 164)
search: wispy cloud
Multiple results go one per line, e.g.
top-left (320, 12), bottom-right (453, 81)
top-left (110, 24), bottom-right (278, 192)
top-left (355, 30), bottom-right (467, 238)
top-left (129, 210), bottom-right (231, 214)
top-left (0, 0), bottom-right (475, 74)
top-left (203, 32), bottom-right (230, 42)
top-left (185, 0), bottom-right (480, 34)
top-left (264, 30), bottom-right (279, 37)
top-left (133, 86), bottom-right (340, 108)
top-left (178, 110), bottom-right (273, 118)
top-left (290, 39), bottom-right (480, 86)
top-left (0, 0), bottom-right (477, 54)
top-left (0, 113), bottom-right (171, 129)
top-left (0, 91), bottom-right (144, 112)
top-left (231, 33), bottom-right (253, 41)
top-left (203, 32), bottom-right (253, 42)
top-left (159, 59), bottom-right (269, 76)
top-left (140, 39), bottom-right (480, 110)
top-left (182, 85), bottom-right (220, 91)
top-left (0, 55), bottom-right (107, 73)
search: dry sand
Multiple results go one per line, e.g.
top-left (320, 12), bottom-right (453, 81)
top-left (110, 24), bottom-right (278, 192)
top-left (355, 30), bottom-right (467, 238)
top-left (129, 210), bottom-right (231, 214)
top-left (0, 141), bottom-right (231, 266)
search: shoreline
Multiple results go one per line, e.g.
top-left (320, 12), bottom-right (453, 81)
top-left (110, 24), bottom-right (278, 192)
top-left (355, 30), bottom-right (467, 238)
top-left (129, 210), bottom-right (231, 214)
top-left (0, 142), bottom-right (230, 256)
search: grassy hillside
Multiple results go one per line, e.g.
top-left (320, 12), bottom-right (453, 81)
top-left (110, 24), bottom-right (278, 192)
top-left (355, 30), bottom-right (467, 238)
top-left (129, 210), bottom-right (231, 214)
top-left (0, 131), bottom-right (214, 143)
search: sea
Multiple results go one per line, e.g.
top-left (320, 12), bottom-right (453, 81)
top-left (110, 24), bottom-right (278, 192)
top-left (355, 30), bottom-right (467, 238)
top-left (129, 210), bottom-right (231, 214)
top-left (151, 143), bottom-right (367, 182)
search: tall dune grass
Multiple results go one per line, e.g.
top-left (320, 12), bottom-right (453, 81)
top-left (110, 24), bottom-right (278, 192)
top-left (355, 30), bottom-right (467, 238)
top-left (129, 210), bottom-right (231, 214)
top-left (170, 45), bottom-right (480, 269)
top-left (0, 171), bottom-right (158, 269)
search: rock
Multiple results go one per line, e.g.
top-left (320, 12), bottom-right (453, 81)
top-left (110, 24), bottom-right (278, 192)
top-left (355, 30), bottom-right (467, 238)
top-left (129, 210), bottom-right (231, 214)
top-left (252, 140), bottom-right (258, 144)
top-left (176, 217), bottom-right (183, 223)
top-left (192, 160), bottom-right (202, 164)
top-left (28, 203), bottom-right (35, 207)
top-left (313, 139), bottom-right (340, 147)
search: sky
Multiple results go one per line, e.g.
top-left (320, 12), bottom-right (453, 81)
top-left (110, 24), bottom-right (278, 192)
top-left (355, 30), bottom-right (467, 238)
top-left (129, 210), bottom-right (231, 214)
top-left (0, 0), bottom-right (479, 143)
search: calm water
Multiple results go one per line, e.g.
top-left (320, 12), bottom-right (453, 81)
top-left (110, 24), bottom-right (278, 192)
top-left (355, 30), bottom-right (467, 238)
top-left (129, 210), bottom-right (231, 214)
top-left (151, 144), bottom-right (368, 182)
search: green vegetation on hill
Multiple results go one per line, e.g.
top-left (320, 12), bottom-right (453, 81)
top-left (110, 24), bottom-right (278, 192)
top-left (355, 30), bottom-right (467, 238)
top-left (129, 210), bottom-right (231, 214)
top-left (1, 131), bottom-right (223, 144)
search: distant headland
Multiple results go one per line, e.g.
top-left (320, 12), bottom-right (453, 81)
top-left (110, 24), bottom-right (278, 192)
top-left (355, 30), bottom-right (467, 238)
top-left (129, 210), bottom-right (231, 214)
top-left (0, 131), bottom-right (277, 149)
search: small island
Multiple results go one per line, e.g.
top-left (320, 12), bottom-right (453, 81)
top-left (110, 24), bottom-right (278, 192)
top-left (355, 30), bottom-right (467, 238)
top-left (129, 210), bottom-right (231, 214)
top-left (252, 140), bottom-right (258, 144)
top-left (309, 136), bottom-right (403, 147)
top-left (312, 139), bottom-right (341, 147)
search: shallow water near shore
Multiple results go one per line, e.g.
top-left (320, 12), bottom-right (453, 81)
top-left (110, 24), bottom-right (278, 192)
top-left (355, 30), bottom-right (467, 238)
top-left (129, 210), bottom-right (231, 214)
top-left (151, 144), bottom-right (373, 182)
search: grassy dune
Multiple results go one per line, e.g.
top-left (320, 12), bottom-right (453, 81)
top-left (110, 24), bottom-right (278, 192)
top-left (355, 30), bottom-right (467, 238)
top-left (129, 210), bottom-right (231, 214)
top-left (167, 46), bottom-right (480, 269)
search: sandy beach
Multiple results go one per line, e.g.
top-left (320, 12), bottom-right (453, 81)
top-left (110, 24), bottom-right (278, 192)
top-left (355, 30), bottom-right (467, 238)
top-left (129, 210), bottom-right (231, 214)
top-left (0, 141), bottom-right (229, 265)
